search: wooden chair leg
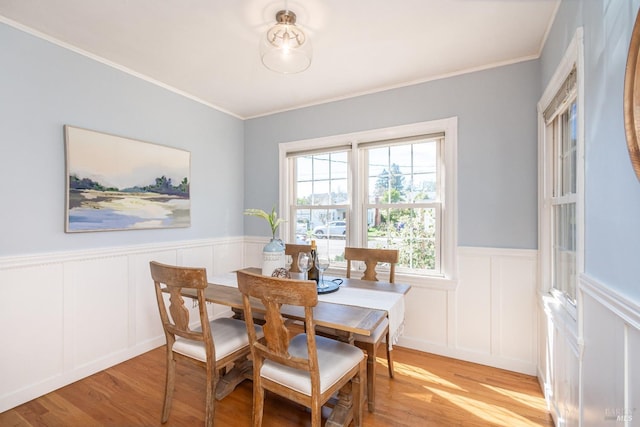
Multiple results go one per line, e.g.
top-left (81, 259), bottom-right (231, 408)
top-left (204, 371), bottom-right (216, 427)
top-left (365, 343), bottom-right (376, 413)
top-left (353, 361), bottom-right (365, 427)
top-left (385, 330), bottom-right (395, 378)
top-left (311, 397), bottom-right (322, 427)
top-left (162, 351), bottom-right (176, 423)
top-left (253, 381), bottom-right (265, 427)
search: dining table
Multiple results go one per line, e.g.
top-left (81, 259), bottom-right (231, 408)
top-left (179, 267), bottom-right (411, 427)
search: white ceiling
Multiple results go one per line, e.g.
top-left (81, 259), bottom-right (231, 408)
top-left (0, 0), bottom-right (559, 119)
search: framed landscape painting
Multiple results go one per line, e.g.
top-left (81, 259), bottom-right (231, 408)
top-left (65, 126), bottom-right (191, 232)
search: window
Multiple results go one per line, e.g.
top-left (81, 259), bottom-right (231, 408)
top-left (279, 118), bottom-right (457, 280)
top-left (551, 98), bottom-right (578, 302)
top-left (363, 137), bottom-right (441, 274)
top-left (291, 150), bottom-right (351, 260)
top-left (539, 30), bottom-right (584, 311)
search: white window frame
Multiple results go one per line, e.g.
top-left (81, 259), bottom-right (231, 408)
top-left (278, 117), bottom-right (458, 287)
top-left (537, 28), bottom-right (584, 320)
top-left (360, 136), bottom-right (445, 274)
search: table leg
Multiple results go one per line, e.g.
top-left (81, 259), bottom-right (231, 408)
top-left (215, 357), bottom-right (252, 400)
top-left (325, 381), bottom-right (354, 427)
top-left (324, 329), bottom-right (361, 427)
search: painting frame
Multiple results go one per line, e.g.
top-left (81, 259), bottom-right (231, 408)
top-left (64, 125), bottom-right (191, 233)
top-left (624, 7), bottom-right (640, 181)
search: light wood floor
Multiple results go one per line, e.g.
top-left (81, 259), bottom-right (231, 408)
top-left (0, 345), bottom-right (553, 426)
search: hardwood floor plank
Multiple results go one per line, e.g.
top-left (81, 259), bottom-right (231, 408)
top-left (0, 345), bottom-right (553, 426)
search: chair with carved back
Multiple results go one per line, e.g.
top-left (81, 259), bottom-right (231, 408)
top-left (236, 269), bottom-right (366, 427)
top-left (344, 246), bottom-right (399, 412)
top-left (150, 261), bottom-right (263, 427)
top-left (284, 243), bottom-right (312, 273)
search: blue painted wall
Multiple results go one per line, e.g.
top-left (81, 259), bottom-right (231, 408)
top-left (245, 60), bottom-right (541, 249)
top-left (541, 0), bottom-right (640, 301)
top-left (0, 22), bottom-right (245, 256)
top-left (2, 14), bottom-right (548, 257)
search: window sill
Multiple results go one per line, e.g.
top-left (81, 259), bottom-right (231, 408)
top-left (396, 273), bottom-right (458, 291)
top-left (541, 291), bottom-right (581, 355)
top-left (326, 267), bottom-right (457, 291)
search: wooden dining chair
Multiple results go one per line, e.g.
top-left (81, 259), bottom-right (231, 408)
top-left (344, 246), bottom-right (399, 412)
top-left (284, 243), bottom-right (312, 273)
top-left (236, 270), bottom-right (366, 427)
top-left (150, 261), bottom-right (263, 427)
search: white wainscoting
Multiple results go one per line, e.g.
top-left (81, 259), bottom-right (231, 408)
top-left (1, 241), bottom-right (539, 413)
top-left (580, 275), bottom-right (640, 427)
top-left (0, 237), bottom-right (245, 413)
top-left (398, 246), bottom-right (539, 375)
top-left (242, 242), bottom-right (539, 375)
top-left (538, 292), bottom-right (580, 427)
top-left (538, 274), bottom-right (640, 427)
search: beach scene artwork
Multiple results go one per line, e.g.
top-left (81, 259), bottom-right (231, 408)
top-left (65, 126), bottom-right (191, 232)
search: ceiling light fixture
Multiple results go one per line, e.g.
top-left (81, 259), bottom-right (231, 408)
top-left (260, 8), bottom-right (312, 74)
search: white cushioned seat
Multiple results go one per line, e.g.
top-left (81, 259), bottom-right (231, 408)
top-left (352, 316), bottom-right (388, 344)
top-left (261, 334), bottom-right (364, 396)
top-left (173, 317), bottom-right (263, 362)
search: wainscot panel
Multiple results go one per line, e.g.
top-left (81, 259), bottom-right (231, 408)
top-left (0, 237), bottom-right (245, 413)
top-left (0, 264), bottom-right (65, 403)
top-left (400, 247), bottom-right (538, 375)
top-left (539, 274), bottom-right (640, 426)
top-left (579, 275), bottom-right (640, 426)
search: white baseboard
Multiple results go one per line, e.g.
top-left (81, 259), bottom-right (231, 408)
top-left (0, 337), bottom-right (164, 413)
top-left (399, 337), bottom-right (537, 375)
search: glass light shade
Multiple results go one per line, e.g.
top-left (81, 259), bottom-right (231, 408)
top-left (260, 11), bottom-right (312, 74)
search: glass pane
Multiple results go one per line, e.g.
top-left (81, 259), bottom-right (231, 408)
top-left (294, 207), bottom-right (348, 246)
top-left (295, 151), bottom-right (350, 207)
top-left (311, 213), bottom-right (347, 239)
top-left (366, 207), bottom-right (437, 271)
top-left (369, 156), bottom-right (404, 204)
top-left (331, 151), bottom-right (348, 179)
top-left (314, 232), bottom-right (347, 266)
top-left (367, 140), bottom-right (439, 205)
top-left (307, 208), bottom-right (348, 265)
top-left (561, 111), bottom-right (571, 196)
top-left (296, 156), bottom-right (313, 182)
top-left (389, 144), bottom-right (412, 175)
top-left (552, 203), bottom-right (576, 301)
top-left (412, 173), bottom-right (437, 201)
top-left (368, 176), bottom-right (379, 204)
top-left (559, 103), bottom-right (577, 197)
top-left (296, 181), bottom-right (312, 205)
top-left (413, 141), bottom-right (437, 174)
top-left (293, 209), bottom-right (312, 243)
top-left (313, 154), bottom-right (331, 180)
top-left (368, 147), bottom-right (388, 178)
top-left (552, 120), bottom-right (560, 198)
top-left (331, 178), bottom-right (348, 204)
top-left (569, 101), bottom-right (577, 194)
top-left (312, 180), bottom-right (330, 205)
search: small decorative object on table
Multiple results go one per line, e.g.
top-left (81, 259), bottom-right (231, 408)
top-left (244, 206), bottom-right (287, 275)
top-left (271, 267), bottom-right (290, 278)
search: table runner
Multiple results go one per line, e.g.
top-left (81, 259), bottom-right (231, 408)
top-left (208, 272), bottom-right (405, 348)
top-left (317, 285), bottom-right (405, 348)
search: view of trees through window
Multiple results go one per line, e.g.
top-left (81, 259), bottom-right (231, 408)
top-left (366, 140), bottom-right (440, 272)
top-left (291, 136), bottom-right (442, 275)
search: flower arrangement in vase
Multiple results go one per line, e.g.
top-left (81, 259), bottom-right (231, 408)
top-left (244, 207), bottom-right (286, 275)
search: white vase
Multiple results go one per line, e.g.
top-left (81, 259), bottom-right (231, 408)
top-left (262, 238), bottom-right (285, 276)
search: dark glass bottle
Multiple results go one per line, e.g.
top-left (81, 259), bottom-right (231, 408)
top-left (308, 240), bottom-right (318, 283)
